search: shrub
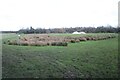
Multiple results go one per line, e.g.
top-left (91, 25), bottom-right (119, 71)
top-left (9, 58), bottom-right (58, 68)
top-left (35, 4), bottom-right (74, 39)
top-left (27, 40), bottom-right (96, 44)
top-left (3, 41), bottom-right (6, 44)
top-left (61, 42), bottom-right (68, 46)
top-left (51, 42), bottom-right (56, 46)
top-left (56, 42), bottom-right (63, 46)
top-left (92, 37), bottom-right (97, 41)
top-left (113, 36), bottom-right (116, 38)
top-left (23, 37), bottom-right (28, 41)
top-left (51, 42), bottom-right (68, 46)
top-left (31, 42), bottom-right (48, 46)
top-left (100, 37), bottom-right (104, 40)
top-left (97, 37), bottom-right (103, 40)
top-left (70, 39), bottom-right (75, 43)
top-left (111, 35), bottom-right (116, 38)
top-left (86, 37), bottom-right (92, 40)
top-left (7, 39), bottom-right (10, 42)
top-left (47, 43), bottom-right (50, 46)
top-left (8, 42), bottom-right (12, 45)
top-left (102, 37), bottom-right (107, 40)
top-left (36, 36), bottom-right (39, 38)
top-left (79, 37), bottom-right (87, 41)
top-left (39, 43), bottom-right (47, 46)
top-left (107, 35), bottom-right (111, 38)
top-left (64, 39), bottom-right (71, 42)
top-left (8, 40), bottom-right (18, 45)
top-left (20, 42), bottom-right (29, 46)
top-left (23, 43), bottom-right (29, 46)
top-left (12, 41), bottom-right (18, 45)
top-left (39, 38), bottom-right (45, 41)
top-left (65, 36), bottom-right (72, 39)
top-left (8, 42), bottom-right (17, 45)
top-left (75, 39), bottom-right (80, 42)
top-left (29, 42), bottom-right (36, 46)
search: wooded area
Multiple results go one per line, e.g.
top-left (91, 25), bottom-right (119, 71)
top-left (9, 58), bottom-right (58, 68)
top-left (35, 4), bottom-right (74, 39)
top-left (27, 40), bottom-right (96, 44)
top-left (1, 26), bottom-right (120, 34)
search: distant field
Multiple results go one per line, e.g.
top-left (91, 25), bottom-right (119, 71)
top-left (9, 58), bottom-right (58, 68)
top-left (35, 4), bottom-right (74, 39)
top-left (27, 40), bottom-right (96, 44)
top-left (2, 33), bottom-right (118, 78)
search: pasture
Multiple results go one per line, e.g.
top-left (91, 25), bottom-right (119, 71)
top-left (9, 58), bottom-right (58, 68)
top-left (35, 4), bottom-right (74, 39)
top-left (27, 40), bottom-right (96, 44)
top-left (2, 33), bottom-right (118, 78)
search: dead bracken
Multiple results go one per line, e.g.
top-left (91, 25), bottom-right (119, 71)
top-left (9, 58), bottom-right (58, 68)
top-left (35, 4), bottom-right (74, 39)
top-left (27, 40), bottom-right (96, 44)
top-left (4, 34), bottom-right (116, 46)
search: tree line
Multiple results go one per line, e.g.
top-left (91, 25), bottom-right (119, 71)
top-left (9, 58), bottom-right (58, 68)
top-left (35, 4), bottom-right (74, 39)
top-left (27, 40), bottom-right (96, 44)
top-left (1, 26), bottom-right (120, 34)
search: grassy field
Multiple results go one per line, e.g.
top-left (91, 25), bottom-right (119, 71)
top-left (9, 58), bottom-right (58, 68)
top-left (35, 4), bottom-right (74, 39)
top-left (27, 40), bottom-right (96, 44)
top-left (2, 33), bottom-right (118, 78)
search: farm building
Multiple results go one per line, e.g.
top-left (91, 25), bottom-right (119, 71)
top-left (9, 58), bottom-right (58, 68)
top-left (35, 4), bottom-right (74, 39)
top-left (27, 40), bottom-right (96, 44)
top-left (79, 32), bottom-right (86, 34)
top-left (72, 31), bottom-right (80, 34)
top-left (72, 31), bottom-right (86, 34)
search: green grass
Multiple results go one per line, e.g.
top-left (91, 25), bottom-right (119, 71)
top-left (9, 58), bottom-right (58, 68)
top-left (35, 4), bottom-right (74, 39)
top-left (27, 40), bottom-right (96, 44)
top-left (2, 33), bottom-right (118, 78)
top-left (47, 33), bottom-right (117, 37)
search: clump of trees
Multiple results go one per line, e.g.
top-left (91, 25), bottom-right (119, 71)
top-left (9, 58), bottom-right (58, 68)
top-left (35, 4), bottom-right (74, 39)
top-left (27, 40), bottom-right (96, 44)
top-left (18, 26), bottom-right (119, 34)
top-left (1, 26), bottom-right (120, 34)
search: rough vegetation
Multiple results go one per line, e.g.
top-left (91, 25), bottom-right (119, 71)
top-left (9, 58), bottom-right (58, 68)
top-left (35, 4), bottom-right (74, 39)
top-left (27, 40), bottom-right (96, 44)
top-left (3, 33), bottom-right (116, 46)
top-left (17, 26), bottom-right (119, 34)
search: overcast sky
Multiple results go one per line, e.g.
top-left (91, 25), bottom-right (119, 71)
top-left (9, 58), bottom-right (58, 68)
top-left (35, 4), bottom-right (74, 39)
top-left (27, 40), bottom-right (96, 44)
top-left (0, 0), bottom-right (119, 31)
